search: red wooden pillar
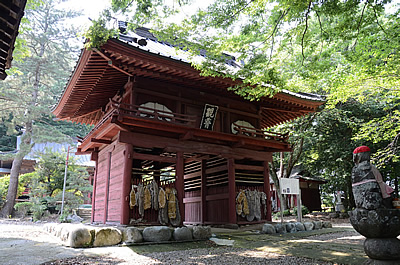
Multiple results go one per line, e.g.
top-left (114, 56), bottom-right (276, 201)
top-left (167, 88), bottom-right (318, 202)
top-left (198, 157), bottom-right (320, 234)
top-left (121, 144), bottom-right (133, 225)
top-left (228, 158), bottom-right (236, 224)
top-left (263, 161), bottom-right (272, 221)
top-left (201, 159), bottom-right (207, 224)
top-left (176, 152), bottom-right (185, 225)
top-left (90, 151), bottom-right (98, 223)
top-left (104, 152), bottom-right (112, 224)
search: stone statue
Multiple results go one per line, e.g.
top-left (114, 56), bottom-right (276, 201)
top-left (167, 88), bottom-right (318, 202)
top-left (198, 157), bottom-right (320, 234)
top-left (349, 146), bottom-right (400, 262)
top-left (351, 145), bottom-right (393, 209)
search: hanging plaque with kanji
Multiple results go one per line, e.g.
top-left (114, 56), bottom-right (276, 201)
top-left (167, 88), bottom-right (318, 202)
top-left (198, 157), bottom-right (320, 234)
top-left (200, 104), bottom-right (218, 130)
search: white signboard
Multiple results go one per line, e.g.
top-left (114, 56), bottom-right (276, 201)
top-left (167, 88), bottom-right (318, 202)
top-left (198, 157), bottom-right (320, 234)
top-left (280, 178), bottom-right (300, 195)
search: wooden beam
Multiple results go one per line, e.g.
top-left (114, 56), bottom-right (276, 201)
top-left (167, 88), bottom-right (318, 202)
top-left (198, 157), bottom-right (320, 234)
top-left (118, 131), bottom-right (274, 161)
top-left (176, 152), bottom-right (184, 226)
top-left (91, 156), bottom-right (99, 223)
top-left (228, 158), bottom-right (236, 224)
top-left (121, 144), bottom-right (133, 225)
top-left (263, 161), bottom-right (272, 222)
top-left (91, 138), bottom-right (112, 144)
top-left (132, 152), bottom-right (177, 163)
top-left (180, 131), bottom-right (194, 140)
top-left (104, 152), bottom-right (112, 224)
top-left (201, 159), bottom-right (207, 224)
top-left (231, 139), bottom-right (246, 148)
top-left (93, 48), bottom-right (133, 77)
top-left (235, 164), bottom-right (264, 171)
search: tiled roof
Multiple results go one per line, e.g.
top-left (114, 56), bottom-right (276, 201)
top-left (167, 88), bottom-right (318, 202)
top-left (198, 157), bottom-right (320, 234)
top-left (0, 0), bottom-right (27, 80)
top-left (119, 27), bottom-right (324, 103)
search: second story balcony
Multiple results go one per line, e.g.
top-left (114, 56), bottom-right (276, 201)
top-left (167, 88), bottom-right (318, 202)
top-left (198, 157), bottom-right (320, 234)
top-left (78, 101), bottom-right (291, 154)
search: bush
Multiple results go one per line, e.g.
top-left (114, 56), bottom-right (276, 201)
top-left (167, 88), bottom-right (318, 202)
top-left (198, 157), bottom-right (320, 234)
top-left (293, 205), bottom-right (309, 216)
top-left (14, 202), bottom-right (33, 217)
top-left (30, 197), bottom-right (47, 221)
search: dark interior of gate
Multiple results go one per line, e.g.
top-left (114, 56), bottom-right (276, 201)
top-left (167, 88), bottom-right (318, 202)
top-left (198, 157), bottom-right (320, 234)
top-left (53, 31), bottom-right (325, 226)
top-left (128, 153), bottom-right (270, 225)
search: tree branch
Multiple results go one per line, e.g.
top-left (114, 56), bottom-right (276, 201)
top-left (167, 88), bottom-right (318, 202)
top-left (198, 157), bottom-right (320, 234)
top-left (353, 2), bottom-right (368, 49)
top-left (315, 10), bottom-right (328, 56)
top-left (301, 1), bottom-right (312, 66)
top-left (368, 0), bottom-right (387, 34)
top-left (216, 0), bottom-right (254, 27)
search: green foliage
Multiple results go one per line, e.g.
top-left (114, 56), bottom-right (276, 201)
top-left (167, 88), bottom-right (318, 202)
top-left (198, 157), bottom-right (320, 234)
top-left (76, 1), bottom-right (400, 205)
top-left (293, 205), bottom-right (309, 216)
top-left (84, 9), bottom-right (118, 49)
top-left (30, 197), bottom-right (47, 221)
top-left (27, 149), bottom-right (91, 219)
top-left (0, 114), bottom-right (20, 152)
top-left (14, 202), bottom-right (33, 217)
top-left (0, 0), bottom-right (86, 217)
top-left (0, 0), bottom-right (82, 141)
top-left (0, 174), bottom-right (30, 208)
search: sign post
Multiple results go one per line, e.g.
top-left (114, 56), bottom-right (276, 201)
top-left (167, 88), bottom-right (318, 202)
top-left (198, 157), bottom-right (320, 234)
top-left (280, 178), bottom-right (301, 222)
top-left (60, 146), bottom-right (70, 216)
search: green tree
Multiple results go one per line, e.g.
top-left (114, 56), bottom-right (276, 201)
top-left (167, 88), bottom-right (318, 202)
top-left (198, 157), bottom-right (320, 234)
top-left (24, 148), bottom-right (91, 220)
top-left (0, 114), bottom-right (20, 152)
top-left (299, 98), bottom-right (392, 208)
top-left (88, 1), bottom-right (399, 95)
top-left (86, 1), bottom-right (400, 205)
top-left (0, 0), bottom-right (82, 217)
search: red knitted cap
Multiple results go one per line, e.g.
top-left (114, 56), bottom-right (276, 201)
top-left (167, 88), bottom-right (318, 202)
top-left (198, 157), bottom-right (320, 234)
top-left (353, 146), bottom-right (371, 154)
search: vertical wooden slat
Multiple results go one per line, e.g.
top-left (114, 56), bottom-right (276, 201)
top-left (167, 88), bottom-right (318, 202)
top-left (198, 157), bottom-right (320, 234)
top-left (228, 158), bottom-right (236, 224)
top-left (263, 161), bottom-right (272, 221)
top-left (176, 152), bottom-right (184, 225)
top-left (103, 152), bottom-right (112, 224)
top-left (201, 159), bottom-right (207, 223)
top-left (121, 144), bottom-right (133, 225)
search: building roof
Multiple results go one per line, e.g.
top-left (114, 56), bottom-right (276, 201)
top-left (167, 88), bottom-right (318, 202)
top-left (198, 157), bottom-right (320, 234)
top-left (0, 0), bottom-right (27, 80)
top-left (21, 141), bottom-right (95, 167)
top-left (53, 27), bottom-right (325, 127)
top-left (289, 165), bottom-right (327, 184)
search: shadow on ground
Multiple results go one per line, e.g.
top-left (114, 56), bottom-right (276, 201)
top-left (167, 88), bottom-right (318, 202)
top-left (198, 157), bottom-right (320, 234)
top-left (128, 227), bottom-right (367, 265)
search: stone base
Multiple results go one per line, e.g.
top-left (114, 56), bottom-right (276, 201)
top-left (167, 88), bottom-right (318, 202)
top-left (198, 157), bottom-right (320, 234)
top-left (349, 208), bottom-right (400, 238)
top-left (363, 259), bottom-right (400, 265)
top-left (364, 238), bottom-right (400, 261)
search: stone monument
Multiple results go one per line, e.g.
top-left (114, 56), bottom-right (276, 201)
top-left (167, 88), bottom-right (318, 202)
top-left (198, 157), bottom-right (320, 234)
top-left (349, 146), bottom-right (400, 263)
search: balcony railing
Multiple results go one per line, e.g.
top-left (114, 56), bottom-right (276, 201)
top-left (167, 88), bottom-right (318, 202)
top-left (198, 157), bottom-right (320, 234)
top-left (110, 101), bottom-right (197, 127)
top-left (232, 122), bottom-right (289, 142)
top-left (81, 101), bottom-right (288, 146)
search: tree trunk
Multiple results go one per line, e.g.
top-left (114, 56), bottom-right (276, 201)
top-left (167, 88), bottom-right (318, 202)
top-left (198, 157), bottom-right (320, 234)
top-left (0, 155), bottom-right (24, 217)
top-left (0, 125), bottom-right (33, 217)
top-left (347, 175), bottom-right (355, 209)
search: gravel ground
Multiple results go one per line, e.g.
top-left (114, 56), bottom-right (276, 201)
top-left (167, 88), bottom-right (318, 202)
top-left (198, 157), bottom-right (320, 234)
top-left (39, 247), bottom-right (336, 265)
top-left (0, 218), bottom-right (355, 265)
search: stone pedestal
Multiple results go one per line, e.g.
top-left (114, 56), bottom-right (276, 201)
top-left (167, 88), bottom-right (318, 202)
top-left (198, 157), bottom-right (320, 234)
top-left (349, 208), bottom-right (400, 262)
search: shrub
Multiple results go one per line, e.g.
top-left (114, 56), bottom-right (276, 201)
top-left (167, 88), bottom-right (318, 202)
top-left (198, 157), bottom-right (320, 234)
top-left (14, 202), bottom-right (33, 217)
top-left (293, 205), bottom-right (309, 216)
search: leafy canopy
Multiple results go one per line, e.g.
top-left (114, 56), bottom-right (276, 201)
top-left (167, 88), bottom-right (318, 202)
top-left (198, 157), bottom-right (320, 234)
top-left (86, 0), bottom-right (399, 100)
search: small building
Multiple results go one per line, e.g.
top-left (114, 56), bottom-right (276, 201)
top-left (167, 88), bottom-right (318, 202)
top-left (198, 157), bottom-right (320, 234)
top-left (270, 166), bottom-right (327, 212)
top-left (53, 27), bottom-right (324, 225)
top-left (288, 166), bottom-right (327, 212)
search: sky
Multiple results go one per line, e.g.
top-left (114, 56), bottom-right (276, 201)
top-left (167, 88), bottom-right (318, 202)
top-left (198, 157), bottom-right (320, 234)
top-left (58, 0), bottom-right (213, 29)
top-left (58, 0), bottom-right (111, 29)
